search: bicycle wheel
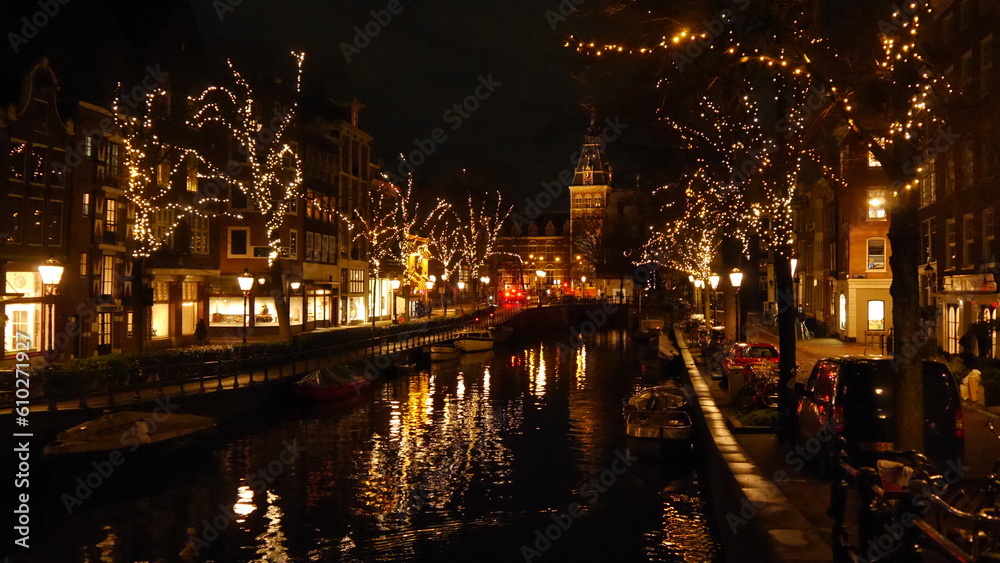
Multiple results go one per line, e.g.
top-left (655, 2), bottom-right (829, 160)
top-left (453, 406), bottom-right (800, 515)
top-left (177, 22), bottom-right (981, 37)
top-left (761, 381), bottom-right (781, 409)
top-left (942, 479), bottom-right (1000, 516)
top-left (734, 387), bottom-right (757, 415)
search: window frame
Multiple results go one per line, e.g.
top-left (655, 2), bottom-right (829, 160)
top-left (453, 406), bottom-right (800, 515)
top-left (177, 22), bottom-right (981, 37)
top-left (228, 227), bottom-right (250, 258)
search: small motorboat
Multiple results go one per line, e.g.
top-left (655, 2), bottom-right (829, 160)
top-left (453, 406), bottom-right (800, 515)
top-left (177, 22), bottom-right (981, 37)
top-left (489, 325), bottom-right (514, 343)
top-left (625, 410), bottom-right (693, 459)
top-left (293, 365), bottom-right (372, 402)
top-left (626, 385), bottom-right (691, 413)
top-left (430, 342), bottom-right (461, 361)
top-left (454, 330), bottom-right (494, 352)
top-left (44, 411), bottom-right (217, 457)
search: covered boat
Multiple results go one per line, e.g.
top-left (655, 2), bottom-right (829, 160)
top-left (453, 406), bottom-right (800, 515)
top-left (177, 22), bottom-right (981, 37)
top-left (489, 325), bottom-right (514, 343)
top-left (44, 411), bottom-right (216, 456)
top-left (626, 385), bottom-right (691, 413)
top-left (430, 342), bottom-right (461, 361)
top-left (454, 330), bottom-right (494, 352)
top-left (293, 365), bottom-right (372, 401)
top-left (625, 410), bottom-right (693, 458)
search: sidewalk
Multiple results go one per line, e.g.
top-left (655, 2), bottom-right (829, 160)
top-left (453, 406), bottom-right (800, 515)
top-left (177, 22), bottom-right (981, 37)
top-left (692, 322), bottom-right (1000, 558)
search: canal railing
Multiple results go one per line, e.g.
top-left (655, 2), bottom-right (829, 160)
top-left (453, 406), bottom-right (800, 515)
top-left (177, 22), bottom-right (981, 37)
top-left (828, 436), bottom-right (1000, 562)
top-left (2, 306), bottom-right (523, 413)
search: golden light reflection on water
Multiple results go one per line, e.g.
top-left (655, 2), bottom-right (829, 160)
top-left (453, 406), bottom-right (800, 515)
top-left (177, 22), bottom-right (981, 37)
top-left (234, 483), bottom-right (256, 521)
top-left (253, 490), bottom-right (289, 562)
top-left (345, 360), bottom-right (515, 559)
top-left (575, 345), bottom-right (587, 390)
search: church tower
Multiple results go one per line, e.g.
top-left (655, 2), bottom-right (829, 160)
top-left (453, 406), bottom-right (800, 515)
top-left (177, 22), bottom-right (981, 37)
top-left (569, 114), bottom-right (612, 282)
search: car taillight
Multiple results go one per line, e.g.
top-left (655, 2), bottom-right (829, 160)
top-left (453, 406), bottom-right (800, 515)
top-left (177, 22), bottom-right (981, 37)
top-left (832, 404), bottom-right (845, 434)
top-left (955, 408), bottom-right (965, 439)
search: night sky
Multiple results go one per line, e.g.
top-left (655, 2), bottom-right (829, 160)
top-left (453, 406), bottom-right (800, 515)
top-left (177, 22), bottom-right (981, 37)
top-left (2, 0), bottom-right (621, 210)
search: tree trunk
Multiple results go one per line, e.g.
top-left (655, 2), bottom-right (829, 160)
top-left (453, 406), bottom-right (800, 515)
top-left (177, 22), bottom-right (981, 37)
top-left (773, 249), bottom-right (798, 441)
top-left (889, 191), bottom-right (926, 453)
top-left (269, 261), bottom-right (293, 342)
top-left (132, 256), bottom-right (147, 355)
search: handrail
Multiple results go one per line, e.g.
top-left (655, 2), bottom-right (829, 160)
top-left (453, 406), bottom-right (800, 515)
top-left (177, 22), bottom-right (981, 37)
top-left (829, 436), bottom-right (984, 563)
top-left (11, 305), bottom-right (524, 411)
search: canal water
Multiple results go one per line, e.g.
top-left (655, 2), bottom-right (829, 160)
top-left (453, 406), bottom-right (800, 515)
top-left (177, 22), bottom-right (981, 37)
top-left (30, 330), bottom-right (723, 562)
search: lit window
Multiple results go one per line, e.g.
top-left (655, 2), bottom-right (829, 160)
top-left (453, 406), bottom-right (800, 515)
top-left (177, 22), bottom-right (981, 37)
top-left (82, 193), bottom-right (91, 216)
top-left (190, 215), bottom-right (210, 255)
top-left (186, 167), bottom-right (198, 193)
top-left (868, 300), bottom-right (885, 331)
top-left (29, 146), bottom-right (45, 183)
top-left (867, 187), bottom-right (887, 220)
top-left (105, 199), bottom-right (118, 233)
top-left (839, 294), bottom-right (847, 331)
top-left (80, 252), bottom-right (88, 277)
top-left (867, 238), bottom-right (886, 271)
top-left (867, 138), bottom-right (885, 167)
top-left (947, 304), bottom-right (960, 354)
top-left (9, 141), bottom-right (26, 181)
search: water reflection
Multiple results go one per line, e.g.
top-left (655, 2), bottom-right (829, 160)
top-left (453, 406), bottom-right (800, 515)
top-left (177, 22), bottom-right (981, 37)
top-left (36, 330), bottom-right (720, 562)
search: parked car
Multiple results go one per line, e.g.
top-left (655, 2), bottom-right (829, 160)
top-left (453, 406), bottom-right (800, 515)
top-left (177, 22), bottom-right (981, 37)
top-left (795, 357), bottom-right (964, 474)
top-left (720, 342), bottom-right (780, 386)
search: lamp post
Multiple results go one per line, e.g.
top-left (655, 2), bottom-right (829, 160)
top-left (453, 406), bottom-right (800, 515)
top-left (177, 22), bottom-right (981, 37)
top-left (390, 279), bottom-right (400, 323)
top-left (457, 280), bottom-right (466, 315)
top-left (425, 280), bottom-right (434, 318)
top-left (480, 276), bottom-right (490, 305)
top-left (581, 275), bottom-right (586, 299)
top-left (238, 269), bottom-right (254, 344)
top-left (709, 274), bottom-right (720, 325)
top-left (729, 268), bottom-right (744, 342)
top-left (38, 257), bottom-right (64, 358)
top-left (535, 270), bottom-right (546, 307)
top-left (290, 280), bottom-right (301, 333)
top-left (440, 273), bottom-right (448, 317)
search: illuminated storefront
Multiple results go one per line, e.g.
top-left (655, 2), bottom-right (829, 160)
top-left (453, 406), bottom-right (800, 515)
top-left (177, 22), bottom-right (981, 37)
top-left (3, 271), bottom-right (41, 354)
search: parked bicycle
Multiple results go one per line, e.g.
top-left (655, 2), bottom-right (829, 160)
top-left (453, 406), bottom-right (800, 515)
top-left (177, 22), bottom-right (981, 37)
top-left (734, 362), bottom-right (781, 414)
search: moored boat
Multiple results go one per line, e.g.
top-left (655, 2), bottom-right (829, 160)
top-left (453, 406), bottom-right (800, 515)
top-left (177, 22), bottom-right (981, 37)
top-left (292, 365), bottom-right (372, 402)
top-left (625, 410), bottom-right (693, 458)
top-left (44, 411), bottom-right (217, 457)
top-left (430, 342), bottom-right (461, 361)
top-left (489, 325), bottom-right (514, 343)
top-left (454, 330), bottom-right (494, 352)
top-left (626, 385), bottom-right (691, 413)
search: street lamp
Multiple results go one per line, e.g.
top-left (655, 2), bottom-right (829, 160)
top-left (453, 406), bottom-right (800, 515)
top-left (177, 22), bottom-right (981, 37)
top-left (289, 280), bottom-right (302, 332)
top-left (238, 269), bottom-right (254, 344)
top-left (479, 276), bottom-right (490, 304)
top-left (425, 280), bottom-right (434, 318)
top-left (390, 279), bottom-right (401, 323)
top-left (709, 274), bottom-right (720, 324)
top-left (458, 280), bottom-right (466, 314)
top-left (38, 257), bottom-right (64, 357)
top-left (729, 268), bottom-right (744, 342)
top-left (535, 270), bottom-right (546, 307)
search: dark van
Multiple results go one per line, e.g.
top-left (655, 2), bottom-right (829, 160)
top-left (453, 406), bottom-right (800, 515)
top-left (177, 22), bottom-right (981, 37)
top-left (795, 357), bottom-right (964, 472)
